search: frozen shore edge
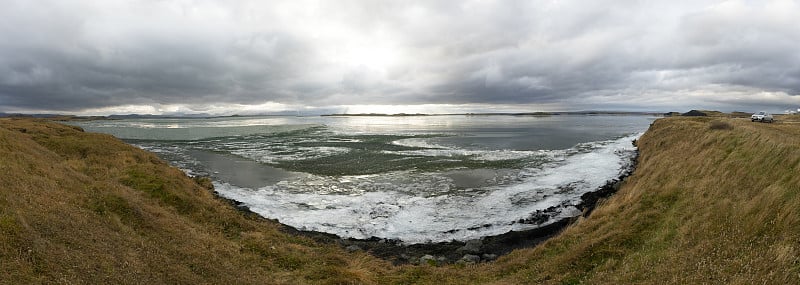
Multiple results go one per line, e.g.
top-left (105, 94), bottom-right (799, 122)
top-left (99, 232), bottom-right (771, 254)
top-left (213, 142), bottom-right (640, 265)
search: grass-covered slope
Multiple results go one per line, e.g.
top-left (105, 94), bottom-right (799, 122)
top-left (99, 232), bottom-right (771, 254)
top-left (0, 118), bottom-right (386, 284)
top-left (385, 117), bottom-right (800, 284)
top-left (2, 117), bottom-right (799, 284)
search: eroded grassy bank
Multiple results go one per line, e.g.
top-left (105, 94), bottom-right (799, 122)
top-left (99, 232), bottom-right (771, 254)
top-left (396, 116), bottom-right (800, 284)
top-left (2, 116), bottom-right (799, 284)
top-left (0, 118), bottom-right (387, 284)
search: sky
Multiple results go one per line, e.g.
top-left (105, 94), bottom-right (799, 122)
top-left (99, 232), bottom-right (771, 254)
top-left (1, 0), bottom-right (799, 116)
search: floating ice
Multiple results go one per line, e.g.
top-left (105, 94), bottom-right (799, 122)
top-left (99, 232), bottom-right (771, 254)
top-left (75, 115), bottom-right (652, 243)
top-left (388, 137), bottom-right (550, 161)
top-left (213, 133), bottom-right (641, 244)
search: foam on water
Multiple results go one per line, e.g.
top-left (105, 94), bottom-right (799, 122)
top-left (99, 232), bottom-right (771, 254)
top-left (391, 138), bottom-right (449, 149)
top-left (213, 133), bottom-right (641, 244)
top-left (389, 138), bottom-right (551, 161)
top-left (230, 146), bottom-right (352, 164)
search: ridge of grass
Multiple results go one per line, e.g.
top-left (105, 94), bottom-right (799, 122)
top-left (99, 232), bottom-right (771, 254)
top-left (2, 116), bottom-right (800, 284)
top-left (411, 116), bottom-right (800, 284)
top-left (0, 118), bottom-right (388, 284)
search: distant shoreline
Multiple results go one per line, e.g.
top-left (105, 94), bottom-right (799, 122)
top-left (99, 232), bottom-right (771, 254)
top-left (1, 111), bottom-right (665, 121)
top-left (320, 111), bottom-right (664, 117)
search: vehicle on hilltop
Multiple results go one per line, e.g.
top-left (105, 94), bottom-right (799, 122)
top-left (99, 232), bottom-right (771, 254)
top-left (751, 111), bottom-right (774, 123)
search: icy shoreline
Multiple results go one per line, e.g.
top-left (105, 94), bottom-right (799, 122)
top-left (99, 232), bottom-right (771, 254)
top-left (218, 148), bottom-right (637, 264)
top-left (212, 133), bottom-right (641, 244)
top-left (211, 136), bottom-right (640, 264)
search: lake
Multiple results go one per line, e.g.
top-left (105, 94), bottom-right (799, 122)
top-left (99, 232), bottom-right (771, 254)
top-left (75, 114), bottom-right (654, 243)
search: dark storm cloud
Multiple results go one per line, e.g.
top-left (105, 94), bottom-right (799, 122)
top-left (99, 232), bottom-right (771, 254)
top-left (0, 0), bottom-right (322, 113)
top-left (423, 0), bottom-right (800, 109)
top-left (1, 0), bottom-right (799, 114)
top-left (0, 1), bottom-right (316, 111)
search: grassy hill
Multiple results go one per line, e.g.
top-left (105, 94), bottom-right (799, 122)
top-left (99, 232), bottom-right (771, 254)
top-left (2, 117), bottom-right (799, 284)
top-left (0, 118), bottom-right (387, 284)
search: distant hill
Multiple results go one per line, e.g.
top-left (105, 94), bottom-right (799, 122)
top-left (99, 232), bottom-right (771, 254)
top-left (682, 109), bottom-right (708, 116)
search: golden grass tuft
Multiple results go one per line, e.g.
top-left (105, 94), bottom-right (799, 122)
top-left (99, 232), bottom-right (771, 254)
top-left (709, 120), bottom-right (734, 130)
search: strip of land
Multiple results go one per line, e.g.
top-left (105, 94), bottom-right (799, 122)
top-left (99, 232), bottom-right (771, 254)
top-left (1, 116), bottom-right (799, 284)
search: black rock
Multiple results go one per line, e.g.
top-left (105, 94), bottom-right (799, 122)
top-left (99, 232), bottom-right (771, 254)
top-left (419, 255), bottom-right (436, 265)
top-left (457, 239), bottom-right (483, 254)
top-left (459, 254), bottom-right (480, 264)
top-left (345, 245), bottom-right (362, 252)
top-left (481, 253), bottom-right (498, 261)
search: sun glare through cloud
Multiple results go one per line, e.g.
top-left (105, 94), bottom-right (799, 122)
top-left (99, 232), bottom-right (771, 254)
top-left (342, 44), bottom-right (400, 72)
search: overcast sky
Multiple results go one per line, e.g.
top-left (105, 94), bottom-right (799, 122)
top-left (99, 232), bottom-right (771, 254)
top-left (1, 0), bottom-right (799, 115)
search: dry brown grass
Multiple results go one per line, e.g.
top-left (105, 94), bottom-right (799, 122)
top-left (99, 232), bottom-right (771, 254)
top-left (0, 118), bottom-right (389, 284)
top-left (2, 117), bottom-right (800, 284)
top-left (709, 120), bottom-right (734, 130)
top-left (381, 117), bottom-right (800, 284)
top-left (775, 113), bottom-right (800, 123)
top-left (459, 117), bottom-right (800, 284)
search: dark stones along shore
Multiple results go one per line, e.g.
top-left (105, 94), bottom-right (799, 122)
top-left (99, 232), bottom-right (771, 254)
top-left (220, 148), bottom-right (639, 265)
